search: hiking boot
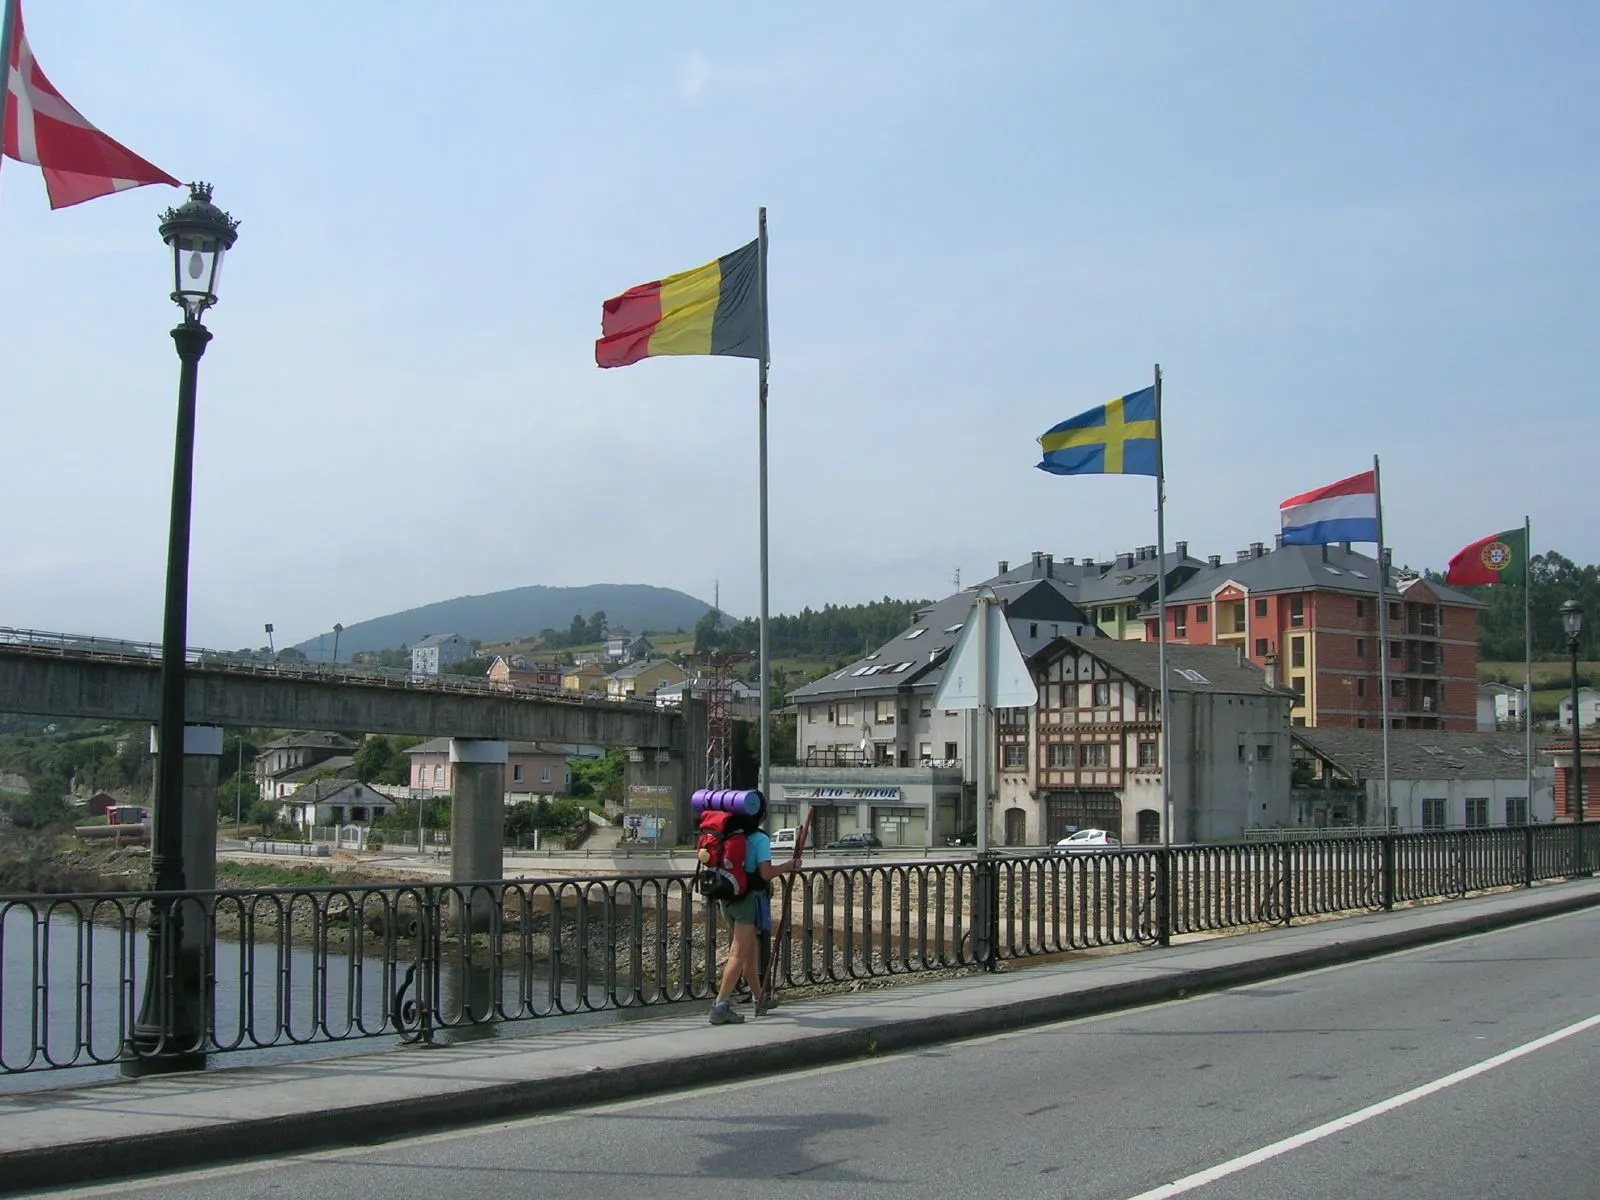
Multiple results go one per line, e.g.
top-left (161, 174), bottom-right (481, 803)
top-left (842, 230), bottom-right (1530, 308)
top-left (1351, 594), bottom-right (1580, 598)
top-left (709, 1000), bottom-right (744, 1025)
top-left (755, 992), bottom-right (777, 1017)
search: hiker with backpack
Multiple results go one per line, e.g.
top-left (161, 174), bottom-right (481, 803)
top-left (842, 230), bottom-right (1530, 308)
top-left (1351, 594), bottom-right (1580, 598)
top-left (691, 789), bottom-right (802, 1025)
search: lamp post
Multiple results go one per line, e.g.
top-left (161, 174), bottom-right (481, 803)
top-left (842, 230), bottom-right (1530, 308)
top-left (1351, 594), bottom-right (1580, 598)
top-left (1562, 599), bottom-right (1585, 829)
top-left (127, 183), bottom-right (239, 1075)
top-left (264, 622), bottom-right (274, 656)
top-left (332, 622), bottom-right (343, 665)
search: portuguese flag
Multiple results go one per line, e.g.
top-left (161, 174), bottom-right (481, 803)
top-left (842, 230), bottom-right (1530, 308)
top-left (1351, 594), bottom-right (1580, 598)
top-left (1445, 526), bottom-right (1528, 586)
top-left (595, 239), bottom-right (763, 368)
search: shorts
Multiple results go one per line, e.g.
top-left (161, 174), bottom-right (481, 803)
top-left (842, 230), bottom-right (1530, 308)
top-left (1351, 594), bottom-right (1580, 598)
top-left (719, 892), bottom-right (761, 926)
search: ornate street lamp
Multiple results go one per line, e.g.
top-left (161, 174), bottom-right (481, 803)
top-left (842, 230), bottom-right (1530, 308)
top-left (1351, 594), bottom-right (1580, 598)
top-left (127, 184), bottom-right (239, 1075)
top-left (1562, 599), bottom-right (1585, 827)
top-left (333, 622), bottom-right (344, 664)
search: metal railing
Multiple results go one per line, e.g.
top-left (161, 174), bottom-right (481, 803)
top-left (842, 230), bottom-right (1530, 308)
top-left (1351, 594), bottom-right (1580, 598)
top-left (2, 822), bottom-right (1596, 1076)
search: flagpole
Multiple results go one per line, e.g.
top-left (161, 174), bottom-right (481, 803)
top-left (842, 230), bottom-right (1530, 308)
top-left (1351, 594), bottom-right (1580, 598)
top-left (757, 206), bottom-right (771, 801)
top-left (1524, 514), bottom-right (1533, 815)
top-left (1373, 454), bottom-right (1392, 826)
top-left (0, 0), bottom-right (18, 178)
top-left (1155, 364), bottom-right (1172, 847)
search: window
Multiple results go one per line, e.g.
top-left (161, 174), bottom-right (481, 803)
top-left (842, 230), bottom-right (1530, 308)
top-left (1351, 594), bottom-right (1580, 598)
top-left (1099, 607), bottom-right (1116, 623)
top-left (1231, 603), bottom-right (1247, 634)
top-left (906, 628), bottom-right (927, 640)
top-left (1391, 641), bottom-right (1403, 660)
top-left (1355, 599), bottom-right (1368, 619)
top-left (1254, 638), bottom-right (1268, 657)
top-left (1389, 602), bottom-right (1401, 622)
top-left (1289, 596), bottom-right (1305, 627)
top-left (1196, 605), bottom-right (1209, 624)
top-left (1506, 796), bottom-right (1528, 826)
top-left (1029, 624), bottom-right (1038, 638)
top-left (432, 764), bottom-right (443, 786)
top-left (919, 742), bottom-right (932, 761)
top-left (1046, 743), bottom-right (1072, 769)
top-left (1173, 606), bottom-right (1187, 638)
top-left (1357, 678), bottom-right (1367, 698)
top-left (1465, 797), bottom-right (1488, 828)
top-left (1138, 741), bottom-right (1158, 767)
top-left (1356, 716), bottom-right (1366, 728)
top-left (1292, 675), bottom-right (1306, 697)
top-left (1092, 681), bottom-right (1111, 706)
top-left (944, 742), bottom-right (959, 760)
top-left (1391, 679), bottom-right (1405, 698)
top-left (1291, 637), bottom-right (1306, 669)
top-left (1293, 716), bottom-right (1307, 727)
top-left (837, 705), bottom-right (855, 726)
top-left (1125, 605), bottom-right (1141, 621)
top-left (1422, 798), bottom-right (1447, 829)
top-left (1356, 638), bottom-right (1366, 659)
top-left (1080, 743), bottom-right (1110, 768)
top-left (541, 764), bottom-right (552, 783)
top-left (875, 699), bottom-right (896, 725)
top-left (807, 706), bottom-right (816, 724)
top-left (1003, 744), bottom-right (1028, 771)
top-left (1257, 743), bottom-right (1274, 763)
top-left (513, 764), bottom-right (524, 783)
top-left (1255, 598), bottom-right (1268, 618)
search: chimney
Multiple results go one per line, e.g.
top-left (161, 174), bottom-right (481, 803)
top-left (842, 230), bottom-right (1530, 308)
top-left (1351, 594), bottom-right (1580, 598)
top-left (1251, 541), bottom-right (1265, 559)
top-left (1043, 553), bottom-right (1054, 578)
top-left (1083, 555), bottom-right (1096, 569)
top-left (1263, 653), bottom-right (1279, 690)
top-left (1274, 533), bottom-right (1285, 550)
top-left (1208, 554), bottom-right (1222, 568)
top-left (998, 560), bottom-right (1009, 574)
top-left (1236, 645), bottom-right (1247, 668)
top-left (1176, 540), bottom-right (1188, 559)
top-left (1062, 556), bottom-right (1075, 566)
top-left (1237, 549), bottom-right (1251, 562)
top-left (1121, 552), bottom-right (1135, 568)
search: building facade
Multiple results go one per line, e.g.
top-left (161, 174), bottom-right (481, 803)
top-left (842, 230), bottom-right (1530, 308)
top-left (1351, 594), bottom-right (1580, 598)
top-left (997, 638), bottom-right (1294, 846)
top-left (254, 732), bottom-right (359, 801)
top-left (411, 634), bottom-right (471, 677)
top-left (776, 577), bottom-right (1097, 847)
top-left (405, 738), bottom-right (569, 799)
top-left (1557, 688), bottom-right (1600, 731)
top-left (487, 655), bottom-right (563, 689)
top-left (605, 659), bottom-right (686, 701)
top-left (1148, 542), bottom-right (1481, 731)
top-left (1292, 728), bottom-right (1555, 829)
top-left (277, 779), bottom-right (395, 829)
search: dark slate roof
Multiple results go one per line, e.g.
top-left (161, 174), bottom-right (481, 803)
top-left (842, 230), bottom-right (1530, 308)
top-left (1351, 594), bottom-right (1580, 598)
top-left (609, 658), bottom-right (679, 681)
top-left (1292, 729), bottom-right (1546, 782)
top-left (414, 634), bottom-right (464, 648)
top-left (1075, 551), bottom-right (1208, 607)
top-left (1157, 544), bottom-right (1482, 608)
top-left (258, 731), bottom-right (359, 752)
top-left (274, 755), bottom-right (356, 784)
top-left (406, 737), bottom-right (568, 756)
top-left (288, 778), bottom-right (388, 804)
top-left (789, 579), bottom-right (1095, 702)
top-left (1038, 637), bottom-right (1294, 697)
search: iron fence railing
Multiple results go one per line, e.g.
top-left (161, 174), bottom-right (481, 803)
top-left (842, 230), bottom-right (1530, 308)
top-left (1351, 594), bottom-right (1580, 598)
top-left (2, 822), bottom-right (1596, 1076)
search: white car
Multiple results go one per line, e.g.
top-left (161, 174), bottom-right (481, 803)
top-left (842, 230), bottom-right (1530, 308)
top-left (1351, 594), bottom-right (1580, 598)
top-left (770, 827), bottom-right (798, 852)
top-left (1054, 828), bottom-right (1121, 852)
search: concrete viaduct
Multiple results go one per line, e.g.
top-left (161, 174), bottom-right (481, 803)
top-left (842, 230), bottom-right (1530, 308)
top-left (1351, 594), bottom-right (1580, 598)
top-left (0, 645), bottom-right (709, 902)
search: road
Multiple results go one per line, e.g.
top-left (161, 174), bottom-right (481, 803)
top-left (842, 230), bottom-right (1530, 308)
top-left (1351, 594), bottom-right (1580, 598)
top-left (39, 907), bottom-right (1600, 1200)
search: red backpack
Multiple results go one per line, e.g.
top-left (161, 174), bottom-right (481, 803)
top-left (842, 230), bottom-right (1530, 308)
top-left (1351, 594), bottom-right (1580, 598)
top-left (694, 810), bottom-right (750, 901)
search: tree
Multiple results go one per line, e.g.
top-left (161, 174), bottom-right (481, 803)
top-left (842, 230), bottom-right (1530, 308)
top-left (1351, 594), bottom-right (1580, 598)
top-left (693, 608), bottom-right (723, 654)
top-left (569, 749), bottom-right (624, 805)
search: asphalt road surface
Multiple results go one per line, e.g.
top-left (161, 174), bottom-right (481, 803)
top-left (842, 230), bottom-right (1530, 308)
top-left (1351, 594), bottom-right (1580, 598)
top-left (40, 907), bottom-right (1600, 1200)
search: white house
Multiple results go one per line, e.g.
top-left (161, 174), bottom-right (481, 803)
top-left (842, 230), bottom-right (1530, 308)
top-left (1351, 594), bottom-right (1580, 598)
top-left (655, 677), bottom-right (761, 718)
top-left (1480, 682), bottom-right (1528, 730)
top-left (411, 634), bottom-right (471, 677)
top-left (1557, 687), bottom-right (1600, 731)
top-left (1291, 729), bottom-right (1554, 829)
top-left (277, 779), bottom-right (396, 830)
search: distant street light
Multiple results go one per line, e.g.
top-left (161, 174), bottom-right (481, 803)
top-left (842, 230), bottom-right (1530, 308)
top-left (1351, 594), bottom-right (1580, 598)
top-left (332, 622), bottom-right (343, 664)
top-left (128, 183), bottom-right (239, 1076)
top-left (1562, 599), bottom-right (1585, 827)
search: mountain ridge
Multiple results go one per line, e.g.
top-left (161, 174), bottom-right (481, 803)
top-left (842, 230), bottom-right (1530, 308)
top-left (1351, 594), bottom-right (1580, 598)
top-left (290, 583), bottom-right (714, 660)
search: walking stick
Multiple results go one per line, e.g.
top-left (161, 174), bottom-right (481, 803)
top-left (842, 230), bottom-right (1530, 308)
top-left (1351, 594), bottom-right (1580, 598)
top-left (762, 817), bottom-right (809, 999)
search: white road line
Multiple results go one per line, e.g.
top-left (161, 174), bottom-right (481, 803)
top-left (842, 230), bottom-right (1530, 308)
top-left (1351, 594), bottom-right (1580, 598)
top-left (1123, 1010), bottom-right (1600, 1200)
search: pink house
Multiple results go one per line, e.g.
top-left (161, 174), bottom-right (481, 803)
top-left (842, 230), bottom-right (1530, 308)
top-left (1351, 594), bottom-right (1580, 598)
top-left (406, 738), bottom-right (569, 798)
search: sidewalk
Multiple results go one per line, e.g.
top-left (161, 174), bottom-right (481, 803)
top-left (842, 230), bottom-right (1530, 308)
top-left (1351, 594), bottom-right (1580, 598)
top-left (5, 879), bottom-right (1599, 1194)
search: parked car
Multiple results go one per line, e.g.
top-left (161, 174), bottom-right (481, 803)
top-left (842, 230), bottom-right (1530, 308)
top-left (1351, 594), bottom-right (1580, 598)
top-left (1054, 828), bottom-right (1120, 852)
top-left (825, 833), bottom-right (882, 851)
top-left (770, 827), bottom-right (798, 852)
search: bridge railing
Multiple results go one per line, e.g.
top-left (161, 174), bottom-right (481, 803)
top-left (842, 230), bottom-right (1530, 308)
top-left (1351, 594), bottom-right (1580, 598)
top-left (1, 821), bottom-right (1594, 1077)
top-left (0, 626), bottom-right (660, 712)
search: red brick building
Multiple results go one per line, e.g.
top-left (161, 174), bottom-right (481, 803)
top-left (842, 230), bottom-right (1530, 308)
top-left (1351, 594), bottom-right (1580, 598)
top-left (1551, 740), bottom-right (1600, 820)
top-left (1144, 541), bottom-right (1481, 731)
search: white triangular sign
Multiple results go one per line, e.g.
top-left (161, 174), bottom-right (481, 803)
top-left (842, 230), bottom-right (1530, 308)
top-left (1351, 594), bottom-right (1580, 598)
top-left (932, 599), bottom-right (1038, 711)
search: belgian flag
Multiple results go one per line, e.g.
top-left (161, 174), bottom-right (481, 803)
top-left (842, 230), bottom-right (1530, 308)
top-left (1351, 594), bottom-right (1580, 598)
top-left (595, 239), bottom-right (763, 368)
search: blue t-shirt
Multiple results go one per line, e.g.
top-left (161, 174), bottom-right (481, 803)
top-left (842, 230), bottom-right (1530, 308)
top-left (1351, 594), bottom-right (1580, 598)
top-left (745, 830), bottom-right (772, 875)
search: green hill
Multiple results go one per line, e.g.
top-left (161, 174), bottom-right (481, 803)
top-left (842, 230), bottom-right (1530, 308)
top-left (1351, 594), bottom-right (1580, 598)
top-left (290, 584), bottom-right (714, 660)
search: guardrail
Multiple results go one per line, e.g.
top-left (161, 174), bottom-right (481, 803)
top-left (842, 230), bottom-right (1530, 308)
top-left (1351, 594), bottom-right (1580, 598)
top-left (2, 822), bottom-right (1596, 1076)
top-left (0, 626), bottom-right (660, 714)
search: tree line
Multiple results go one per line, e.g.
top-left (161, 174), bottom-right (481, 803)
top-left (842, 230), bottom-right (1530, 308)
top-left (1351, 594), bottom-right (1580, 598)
top-left (1449, 551), bottom-right (1600, 662)
top-left (694, 597), bottom-right (931, 660)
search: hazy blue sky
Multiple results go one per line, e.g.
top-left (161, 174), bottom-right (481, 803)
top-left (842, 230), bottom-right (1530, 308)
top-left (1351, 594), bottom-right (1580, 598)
top-left (2, 1), bottom-right (1595, 649)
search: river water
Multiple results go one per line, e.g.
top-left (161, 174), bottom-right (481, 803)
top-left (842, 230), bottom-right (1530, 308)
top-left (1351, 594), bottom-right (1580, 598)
top-left (0, 906), bottom-right (665, 1094)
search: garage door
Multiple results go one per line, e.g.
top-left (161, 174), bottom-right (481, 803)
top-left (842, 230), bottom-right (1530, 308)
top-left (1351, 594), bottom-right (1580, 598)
top-left (873, 806), bottom-right (926, 847)
top-left (1043, 791), bottom-right (1121, 843)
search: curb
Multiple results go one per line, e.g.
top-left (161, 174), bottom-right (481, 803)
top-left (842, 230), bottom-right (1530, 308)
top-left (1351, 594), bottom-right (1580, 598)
top-left (9, 885), bottom-right (1600, 1195)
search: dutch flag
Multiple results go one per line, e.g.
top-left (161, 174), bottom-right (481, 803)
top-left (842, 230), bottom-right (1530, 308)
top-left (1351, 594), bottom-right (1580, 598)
top-left (1279, 471), bottom-right (1380, 546)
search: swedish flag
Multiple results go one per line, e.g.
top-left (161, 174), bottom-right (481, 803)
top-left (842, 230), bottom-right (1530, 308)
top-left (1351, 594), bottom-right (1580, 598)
top-left (1037, 386), bottom-right (1159, 477)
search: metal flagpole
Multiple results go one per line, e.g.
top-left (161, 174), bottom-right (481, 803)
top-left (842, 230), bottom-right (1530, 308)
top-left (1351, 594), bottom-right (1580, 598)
top-left (1373, 454), bottom-right (1392, 825)
top-left (1154, 365), bottom-right (1172, 847)
top-left (757, 207), bottom-right (771, 800)
top-left (1524, 514), bottom-right (1533, 814)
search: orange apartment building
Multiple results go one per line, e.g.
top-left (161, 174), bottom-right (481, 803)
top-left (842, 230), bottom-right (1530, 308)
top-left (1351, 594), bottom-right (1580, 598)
top-left (1145, 540), bottom-right (1481, 731)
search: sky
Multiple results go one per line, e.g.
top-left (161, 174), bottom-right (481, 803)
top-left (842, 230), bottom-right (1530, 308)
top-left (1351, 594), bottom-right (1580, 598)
top-left (2, 0), bottom-right (1596, 650)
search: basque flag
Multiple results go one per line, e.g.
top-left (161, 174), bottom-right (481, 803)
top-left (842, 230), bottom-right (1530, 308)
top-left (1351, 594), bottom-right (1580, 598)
top-left (1279, 471), bottom-right (1379, 546)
